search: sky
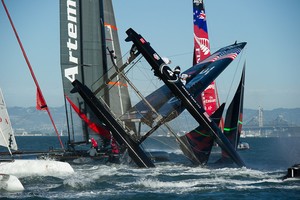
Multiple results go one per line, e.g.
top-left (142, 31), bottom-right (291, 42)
top-left (0, 0), bottom-right (299, 110)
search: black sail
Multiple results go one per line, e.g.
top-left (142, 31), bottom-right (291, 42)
top-left (60, 0), bottom-right (133, 145)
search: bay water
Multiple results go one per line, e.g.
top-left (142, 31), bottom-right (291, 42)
top-left (1, 135), bottom-right (299, 199)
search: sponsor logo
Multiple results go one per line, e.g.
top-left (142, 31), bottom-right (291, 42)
top-left (64, 0), bottom-right (78, 82)
top-left (200, 65), bottom-right (215, 75)
top-left (194, 35), bottom-right (210, 63)
top-left (153, 53), bottom-right (160, 60)
top-left (199, 10), bottom-right (206, 20)
top-left (140, 38), bottom-right (146, 44)
top-left (159, 64), bottom-right (179, 83)
top-left (193, 0), bottom-right (203, 5)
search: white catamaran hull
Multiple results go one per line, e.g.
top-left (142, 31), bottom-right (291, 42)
top-left (0, 173), bottom-right (24, 192)
top-left (0, 159), bottom-right (74, 178)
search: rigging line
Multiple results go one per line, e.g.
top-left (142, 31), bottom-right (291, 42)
top-left (224, 48), bottom-right (246, 105)
top-left (93, 49), bottom-right (143, 94)
top-left (124, 51), bottom-right (184, 91)
top-left (166, 51), bottom-right (193, 58)
top-left (102, 54), bottom-right (143, 95)
top-left (117, 57), bottom-right (202, 163)
top-left (130, 60), bottom-right (163, 93)
top-left (94, 66), bottom-right (154, 134)
top-left (93, 48), bottom-right (201, 162)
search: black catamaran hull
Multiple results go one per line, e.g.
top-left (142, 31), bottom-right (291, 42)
top-left (71, 79), bottom-right (155, 168)
top-left (125, 28), bottom-right (245, 167)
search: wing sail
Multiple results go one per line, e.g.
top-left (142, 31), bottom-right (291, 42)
top-left (221, 64), bottom-right (246, 159)
top-left (125, 28), bottom-right (246, 167)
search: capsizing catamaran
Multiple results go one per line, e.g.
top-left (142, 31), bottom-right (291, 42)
top-left (125, 28), bottom-right (246, 167)
top-left (121, 25), bottom-right (247, 165)
top-left (64, 25), bottom-right (246, 167)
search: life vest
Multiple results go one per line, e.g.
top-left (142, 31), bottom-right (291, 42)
top-left (111, 138), bottom-right (119, 154)
top-left (90, 138), bottom-right (98, 148)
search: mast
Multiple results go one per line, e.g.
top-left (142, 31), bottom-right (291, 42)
top-left (2, 0), bottom-right (64, 149)
top-left (99, 0), bottom-right (109, 105)
top-left (102, 0), bottom-right (134, 128)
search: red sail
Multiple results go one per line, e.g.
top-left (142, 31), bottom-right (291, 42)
top-left (65, 95), bottom-right (111, 139)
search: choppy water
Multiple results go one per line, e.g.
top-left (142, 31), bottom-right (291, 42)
top-left (1, 136), bottom-right (300, 199)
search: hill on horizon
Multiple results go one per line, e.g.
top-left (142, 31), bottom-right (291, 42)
top-left (7, 106), bottom-right (300, 135)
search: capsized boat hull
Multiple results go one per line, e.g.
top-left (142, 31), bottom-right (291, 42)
top-left (0, 173), bottom-right (24, 192)
top-left (71, 79), bottom-right (155, 168)
top-left (0, 159), bottom-right (74, 178)
top-left (125, 28), bottom-right (246, 167)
